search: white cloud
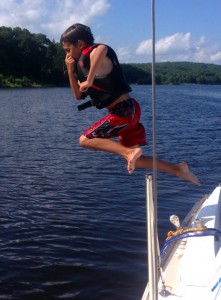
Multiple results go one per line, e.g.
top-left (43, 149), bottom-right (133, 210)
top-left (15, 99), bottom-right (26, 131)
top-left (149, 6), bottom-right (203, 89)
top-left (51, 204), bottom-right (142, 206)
top-left (116, 47), bottom-right (131, 63)
top-left (0, 0), bottom-right (46, 28)
top-left (136, 32), bottom-right (191, 56)
top-left (0, 0), bottom-right (111, 40)
top-left (210, 51), bottom-right (221, 62)
top-left (136, 32), bottom-right (221, 64)
top-left (42, 0), bottom-right (111, 38)
top-left (136, 40), bottom-right (152, 56)
top-left (157, 32), bottom-right (191, 54)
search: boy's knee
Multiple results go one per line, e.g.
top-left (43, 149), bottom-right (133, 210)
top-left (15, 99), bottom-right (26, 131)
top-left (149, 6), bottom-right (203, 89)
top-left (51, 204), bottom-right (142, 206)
top-left (79, 135), bottom-right (88, 147)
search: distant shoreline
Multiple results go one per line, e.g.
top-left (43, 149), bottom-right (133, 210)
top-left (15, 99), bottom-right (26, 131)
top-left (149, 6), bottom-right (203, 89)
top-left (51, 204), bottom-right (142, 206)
top-left (1, 62), bottom-right (221, 88)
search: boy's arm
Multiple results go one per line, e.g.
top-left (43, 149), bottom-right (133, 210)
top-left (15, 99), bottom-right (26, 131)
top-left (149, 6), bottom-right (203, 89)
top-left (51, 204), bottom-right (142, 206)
top-left (79, 45), bottom-right (108, 92)
top-left (65, 54), bottom-right (82, 100)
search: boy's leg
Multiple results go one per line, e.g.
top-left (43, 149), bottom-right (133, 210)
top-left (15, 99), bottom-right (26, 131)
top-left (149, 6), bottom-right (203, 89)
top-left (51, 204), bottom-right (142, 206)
top-left (135, 155), bottom-right (200, 185)
top-left (79, 135), bottom-right (200, 185)
top-left (79, 135), bottom-right (142, 174)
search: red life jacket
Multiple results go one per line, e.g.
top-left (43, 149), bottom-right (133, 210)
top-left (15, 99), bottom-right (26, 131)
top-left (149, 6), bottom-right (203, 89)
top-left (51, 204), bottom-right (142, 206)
top-left (75, 44), bottom-right (131, 109)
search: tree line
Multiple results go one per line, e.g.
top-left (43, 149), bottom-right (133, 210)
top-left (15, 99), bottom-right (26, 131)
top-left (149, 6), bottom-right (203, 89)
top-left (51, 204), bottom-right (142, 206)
top-left (0, 26), bottom-right (66, 87)
top-left (128, 62), bottom-right (221, 85)
top-left (1, 26), bottom-right (221, 88)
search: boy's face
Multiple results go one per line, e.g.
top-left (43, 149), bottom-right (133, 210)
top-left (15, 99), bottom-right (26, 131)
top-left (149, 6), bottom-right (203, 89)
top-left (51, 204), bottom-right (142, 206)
top-left (62, 41), bottom-right (82, 60)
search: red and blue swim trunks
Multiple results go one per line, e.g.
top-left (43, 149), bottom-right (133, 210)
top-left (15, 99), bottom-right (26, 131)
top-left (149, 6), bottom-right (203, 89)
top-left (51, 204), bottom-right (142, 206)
top-left (83, 98), bottom-right (147, 147)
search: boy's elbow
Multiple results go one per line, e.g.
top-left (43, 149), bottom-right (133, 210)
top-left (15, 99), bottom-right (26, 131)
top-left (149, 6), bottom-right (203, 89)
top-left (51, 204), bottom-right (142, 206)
top-left (72, 90), bottom-right (82, 100)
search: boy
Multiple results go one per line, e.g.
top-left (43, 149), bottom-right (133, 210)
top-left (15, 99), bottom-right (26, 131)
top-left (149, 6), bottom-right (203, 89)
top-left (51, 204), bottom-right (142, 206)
top-left (60, 23), bottom-right (200, 186)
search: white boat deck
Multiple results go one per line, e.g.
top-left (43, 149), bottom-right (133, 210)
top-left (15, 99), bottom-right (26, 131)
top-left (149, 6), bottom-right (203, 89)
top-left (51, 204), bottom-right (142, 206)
top-left (142, 185), bottom-right (221, 300)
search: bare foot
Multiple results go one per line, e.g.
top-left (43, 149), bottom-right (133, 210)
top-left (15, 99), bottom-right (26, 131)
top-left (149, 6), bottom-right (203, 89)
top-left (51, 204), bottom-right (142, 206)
top-left (177, 162), bottom-right (200, 186)
top-left (127, 148), bottom-right (142, 174)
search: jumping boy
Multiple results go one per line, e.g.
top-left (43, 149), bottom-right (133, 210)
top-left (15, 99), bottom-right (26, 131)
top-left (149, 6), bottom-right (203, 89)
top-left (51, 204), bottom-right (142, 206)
top-left (60, 23), bottom-right (200, 186)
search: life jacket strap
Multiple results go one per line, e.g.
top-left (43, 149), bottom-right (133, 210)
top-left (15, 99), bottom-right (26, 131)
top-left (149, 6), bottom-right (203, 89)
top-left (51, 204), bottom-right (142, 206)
top-left (77, 100), bottom-right (93, 111)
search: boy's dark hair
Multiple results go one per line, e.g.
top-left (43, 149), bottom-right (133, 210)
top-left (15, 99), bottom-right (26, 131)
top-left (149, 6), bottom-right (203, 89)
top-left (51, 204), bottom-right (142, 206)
top-left (60, 23), bottom-right (94, 45)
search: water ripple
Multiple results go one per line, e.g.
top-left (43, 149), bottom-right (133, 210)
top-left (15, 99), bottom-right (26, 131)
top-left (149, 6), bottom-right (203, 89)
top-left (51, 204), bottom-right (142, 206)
top-left (0, 86), bottom-right (220, 299)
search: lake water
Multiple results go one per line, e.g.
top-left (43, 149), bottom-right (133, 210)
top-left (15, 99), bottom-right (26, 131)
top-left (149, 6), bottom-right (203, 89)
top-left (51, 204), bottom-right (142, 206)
top-left (0, 85), bottom-right (220, 299)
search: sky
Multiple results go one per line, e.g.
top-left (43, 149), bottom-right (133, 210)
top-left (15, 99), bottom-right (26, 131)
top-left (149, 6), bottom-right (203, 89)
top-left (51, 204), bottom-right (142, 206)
top-left (1, 0), bottom-right (221, 64)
